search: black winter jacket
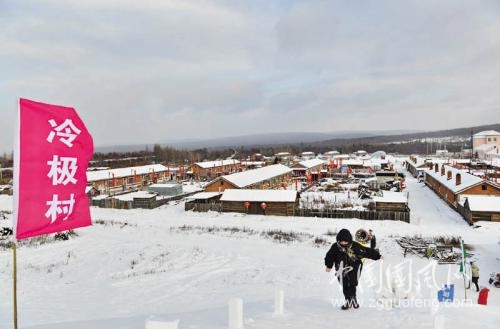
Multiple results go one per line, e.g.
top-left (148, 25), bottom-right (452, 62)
top-left (325, 241), bottom-right (381, 287)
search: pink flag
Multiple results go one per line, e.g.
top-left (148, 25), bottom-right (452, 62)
top-left (14, 98), bottom-right (94, 240)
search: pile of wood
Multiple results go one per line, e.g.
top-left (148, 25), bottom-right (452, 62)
top-left (396, 237), bottom-right (465, 264)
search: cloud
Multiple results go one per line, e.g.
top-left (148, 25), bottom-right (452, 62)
top-left (1, 0), bottom-right (500, 153)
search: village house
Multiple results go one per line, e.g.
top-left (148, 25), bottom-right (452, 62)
top-left (473, 130), bottom-right (500, 149)
top-left (290, 159), bottom-right (325, 179)
top-left (219, 189), bottom-right (299, 216)
top-left (473, 130), bottom-right (500, 159)
top-left (87, 164), bottom-right (170, 194)
top-left (191, 159), bottom-right (241, 180)
top-left (300, 151), bottom-right (316, 160)
top-left (424, 163), bottom-right (500, 209)
top-left (406, 156), bottom-right (430, 178)
top-left (204, 164), bottom-right (293, 192)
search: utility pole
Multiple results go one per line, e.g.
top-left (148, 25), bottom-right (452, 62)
top-left (469, 129), bottom-right (473, 174)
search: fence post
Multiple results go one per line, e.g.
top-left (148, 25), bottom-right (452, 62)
top-left (274, 289), bottom-right (284, 316)
top-left (228, 298), bottom-right (244, 329)
top-left (145, 319), bottom-right (179, 329)
top-left (433, 315), bottom-right (445, 329)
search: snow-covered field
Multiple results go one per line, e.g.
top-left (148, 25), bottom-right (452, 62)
top-left (0, 167), bottom-right (499, 328)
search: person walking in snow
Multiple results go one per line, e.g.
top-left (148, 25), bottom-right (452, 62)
top-left (325, 228), bottom-right (383, 310)
top-left (369, 229), bottom-right (376, 250)
top-left (471, 261), bottom-right (480, 292)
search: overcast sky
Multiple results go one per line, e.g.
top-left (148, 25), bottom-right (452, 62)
top-left (1, 0), bottom-right (500, 153)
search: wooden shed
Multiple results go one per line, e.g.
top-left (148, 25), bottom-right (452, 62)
top-left (220, 189), bottom-right (298, 216)
top-left (372, 191), bottom-right (409, 212)
top-left (185, 192), bottom-right (223, 212)
top-left (460, 196), bottom-right (500, 222)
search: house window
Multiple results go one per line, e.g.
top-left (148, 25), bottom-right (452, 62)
top-left (482, 184), bottom-right (487, 191)
top-left (488, 138), bottom-right (491, 142)
top-left (220, 181), bottom-right (224, 186)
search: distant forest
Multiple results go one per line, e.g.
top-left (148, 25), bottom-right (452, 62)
top-left (90, 124), bottom-right (500, 166)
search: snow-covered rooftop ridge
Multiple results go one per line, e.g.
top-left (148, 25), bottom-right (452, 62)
top-left (195, 159), bottom-right (240, 169)
top-left (298, 159), bottom-right (325, 169)
top-left (186, 192), bottom-right (222, 200)
top-left (474, 130), bottom-right (500, 137)
top-left (425, 164), bottom-right (484, 193)
top-left (149, 183), bottom-right (180, 188)
top-left (224, 164), bottom-right (292, 188)
top-left (220, 189), bottom-right (297, 202)
top-left (87, 164), bottom-right (168, 182)
top-left (464, 195), bottom-right (500, 212)
top-left (372, 191), bottom-right (408, 203)
top-left (113, 191), bottom-right (157, 201)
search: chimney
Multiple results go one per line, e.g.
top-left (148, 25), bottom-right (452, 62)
top-left (441, 166), bottom-right (445, 176)
top-left (447, 171), bottom-right (452, 180)
top-left (456, 173), bottom-right (461, 186)
top-left (435, 164), bottom-right (439, 172)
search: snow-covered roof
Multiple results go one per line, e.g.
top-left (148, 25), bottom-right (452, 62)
top-left (241, 161), bottom-right (266, 167)
top-left (223, 164), bottom-right (292, 188)
top-left (297, 159), bottom-right (325, 169)
top-left (425, 164), bottom-right (484, 193)
top-left (92, 194), bottom-right (109, 200)
top-left (373, 191), bottom-right (408, 203)
top-left (87, 164), bottom-right (168, 182)
top-left (474, 130), bottom-right (500, 137)
top-left (220, 189), bottom-right (298, 202)
top-left (341, 159), bottom-right (364, 166)
top-left (464, 196), bottom-right (500, 212)
top-left (113, 191), bottom-right (157, 201)
top-left (149, 183), bottom-right (180, 188)
top-left (301, 151), bottom-right (315, 155)
top-left (407, 157), bottom-right (428, 169)
top-left (186, 192), bottom-right (222, 200)
top-left (195, 159), bottom-right (240, 169)
top-left (324, 151), bottom-right (339, 155)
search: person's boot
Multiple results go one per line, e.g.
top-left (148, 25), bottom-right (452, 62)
top-left (341, 300), bottom-right (351, 310)
top-left (351, 298), bottom-right (359, 309)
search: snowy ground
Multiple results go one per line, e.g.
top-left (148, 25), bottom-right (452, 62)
top-left (0, 166), bottom-right (499, 328)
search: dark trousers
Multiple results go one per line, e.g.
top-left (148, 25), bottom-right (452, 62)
top-left (342, 280), bottom-right (357, 301)
top-left (472, 277), bottom-right (479, 292)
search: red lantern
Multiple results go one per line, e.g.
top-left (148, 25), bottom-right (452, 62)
top-left (244, 201), bottom-right (250, 208)
top-left (260, 202), bottom-right (267, 210)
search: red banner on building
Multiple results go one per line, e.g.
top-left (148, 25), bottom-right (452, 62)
top-left (14, 98), bottom-right (94, 240)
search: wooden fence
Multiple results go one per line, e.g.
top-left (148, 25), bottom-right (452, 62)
top-left (184, 201), bottom-right (410, 222)
top-left (294, 208), bottom-right (410, 222)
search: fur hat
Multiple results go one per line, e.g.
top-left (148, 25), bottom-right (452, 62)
top-left (336, 228), bottom-right (353, 243)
